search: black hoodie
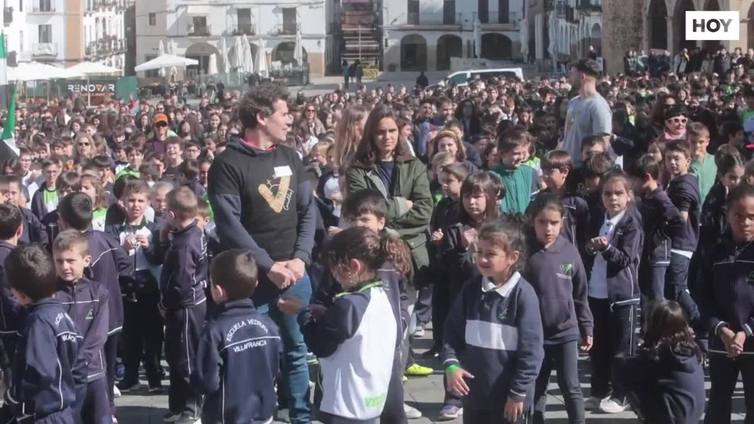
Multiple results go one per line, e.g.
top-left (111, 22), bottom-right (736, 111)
top-left (208, 138), bottom-right (316, 274)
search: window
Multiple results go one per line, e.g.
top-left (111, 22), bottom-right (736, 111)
top-left (192, 16), bottom-right (208, 35)
top-left (443, 0), bottom-right (455, 24)
top-left (407, 0), bottom-right (419, 24)
top-left (237, 8), bottom-right (252, 34)
top-left (38, 24), bottom-right (51, 43)
top-left (148, 12), bottom-right (156, 26)
top-left (38, 0), bottom-right (51, 12)
top-left (282, 8), bottom-right (296, 34)
top-left (18, 0), bottom-right (22, 12)
top-left (498, 0), bottom-right (509, 23)
top-left (478, 0), bottom-right (488, 23)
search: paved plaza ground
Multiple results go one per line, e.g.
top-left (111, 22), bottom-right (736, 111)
top-left (113, 324), bottom-right (749, 423)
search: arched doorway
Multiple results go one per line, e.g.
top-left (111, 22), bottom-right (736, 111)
top-left (648, 0), bottom-right (668, 50)
top-left (481, 33), bottom-right (512, 60)
top-left (185, 42), bottom-right (220, 77)
top-left (401, 34), bottom-right (427, 71)
top-left (272, 42), bottom-right (307, 66)
top-left (673, 0), bottom-right (695, 52)
top-left (436, 34), bottom-right (462, 71)
top-left (591, 23), bottom-right (602, 54)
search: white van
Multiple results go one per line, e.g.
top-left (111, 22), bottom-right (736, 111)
top-left (444, 68), bottom-right (524, 86)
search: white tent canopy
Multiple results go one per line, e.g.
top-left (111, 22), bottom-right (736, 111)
top-left (135, 54), bottom-right (198, 73)
top-left (67, 61), bottom-right (122, 76)
top-left (8, 62), bottom-right (82, 81)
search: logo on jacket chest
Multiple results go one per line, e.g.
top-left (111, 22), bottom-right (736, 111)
top-left (85, 308), bottom-right (94, 320)
top-left (557, 263), bottom-right (573, 280)
top-left (258, 173), bottom-right (294, 214)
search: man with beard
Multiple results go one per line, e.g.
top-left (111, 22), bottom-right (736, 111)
top-left (561, 59), bottom-right (612, 167)
top-left (208, 82), bottom-right (316, 424)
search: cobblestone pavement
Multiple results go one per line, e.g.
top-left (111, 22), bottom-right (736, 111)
top-left (115, 327), bottom-right (745, 423)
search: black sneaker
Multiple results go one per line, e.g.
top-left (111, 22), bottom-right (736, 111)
top-left (175, 413), bottom-right (200, 424)
top-left (148, 383), bottom-right (164, 394)
top-left (163, 411), bottom-right (182, 423)
top-left (421, 346), bottom-right (440, 358)
top-left (117, 380), bottom-right (139, 392)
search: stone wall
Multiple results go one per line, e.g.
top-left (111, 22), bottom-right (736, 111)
top-left (602, 0), bottom-right (645, 75)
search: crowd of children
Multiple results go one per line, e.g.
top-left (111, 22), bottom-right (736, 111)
top-left (4, 60), bottom-right (754, 424)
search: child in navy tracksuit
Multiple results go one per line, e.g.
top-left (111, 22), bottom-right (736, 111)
top-left (57, 192), bottom-right (133, 412)
top-left (663, 141), bottom-right (701, 324)
top-left (51, 230), bottom-right (111, 424)
top-left (583, 171), bottom-right (643, 414)
top-left (524, 194), bottom-right (593, 424)
top-left (628, 154), bottom-right (682, 303)
top-left (0, 176), bottom-right (48, 247)
top-left (2, 245), bottom-right (84, 424)
top-left (159, 187), bottom-right (208, 423)
top-left (442, 218), bottom-right (544, 424)
top-left (619, 300), bottom-right (705, 424)
top-left (696, 184), bottom-right (754, 423)
top-left (301, 227), bottom-right (400, 424)
top-left (698, 149), bottom-right (745, 253)
top-left (193, 249), bottom-right (282, 424)
top-left (107, 181), bottom-right (164, 392)
top-left (535, 150), bottom-right (591, 251)
top-left (0, 205), bottom-right (26, 378)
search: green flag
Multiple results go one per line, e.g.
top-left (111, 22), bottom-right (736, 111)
top-left (1, 84), bottom-right (15, 141)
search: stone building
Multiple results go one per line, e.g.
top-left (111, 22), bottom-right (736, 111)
top-left (135, 0), bottom-right (328, 79)
top-left (603, 0), bottom-right (754, 74)
top-left (381, 0), bottom-right (525, 72)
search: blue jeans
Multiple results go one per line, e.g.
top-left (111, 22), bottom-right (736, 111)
top-left (255, 273), bottom-right (312, 424)
top-left (665, 253), bottom-right (700, 322)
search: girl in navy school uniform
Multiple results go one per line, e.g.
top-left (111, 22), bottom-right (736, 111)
top-left (697, 184), bottom-right (754, 424)
top-left (524, 193), bottom-right (593, 424)
top-left (430, 170), bottom-right (504, 421)
top-left (583, 171), bottom-right (643, 414)
top-left (619, 300), bottom-right (705, 424)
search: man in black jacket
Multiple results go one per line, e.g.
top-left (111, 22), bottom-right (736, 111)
top-left (208, 82), bottom-right (316, 424)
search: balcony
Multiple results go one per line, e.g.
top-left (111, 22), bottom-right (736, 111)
top-left (187, 24), bottom-right (211, 36)
top-left (30, 5), bottom-right (56, 14)
top-left (229, 23), bottom-right (256, 36)
top-left (271, 24), bottom-right (297, 35)
top-left (32, 42), bottom-right (58, 58)
top-left (3, 7), bottom-right (12, 24)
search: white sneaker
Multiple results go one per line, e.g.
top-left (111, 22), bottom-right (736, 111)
top-left (412, 327), bottom-right (425, 338)
top-left (584, 396), bottom-right (603, 411)
top-left (113, 385), bottom-right (121, 398)
top-left (403, 403), bottom-right (422, 419)
top-left (599, 397), bottom-right (628, 414)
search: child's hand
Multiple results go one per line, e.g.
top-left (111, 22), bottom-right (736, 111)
top-left (720, 327), bottom-right (742, 358)
top-left (431, 229), bottom-right (444, 243)
top-left (580, 335), bottom-right (593, 352)
top-left (136, 235), bottom-right (149, 249)
top-left (504, 399), bottom-right (524, 423)
top-left (446, 367), bottom-right (474, 396)
top-left (461, 226), bottom-right (478, 249)
top-left (327, 226), bottom-right (342, 238)
top-left (733, 331), bottom-right (748, 357)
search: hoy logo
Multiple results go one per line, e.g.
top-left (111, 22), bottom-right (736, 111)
top-left (686, 11), bottom-right (740, 40)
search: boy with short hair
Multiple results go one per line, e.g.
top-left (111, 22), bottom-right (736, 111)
top-left (108, 181), bottom-right (164, 393)
top-left (148, 181), bottom-right (174, 227)
top-left (536, 150), bottom-right (590, 250)
top-left (193, 249), bottom-right (282, 424)
top-left (163, 137), bottom-right (185, 180)
top-left (687, 122), bottom-right (717, 204)
top-left (664, 141), bottom-right (701, 324)
top-left (3, 244), bottom-right (83, 424)
top-left (0, 175), bottom-right (47, 246)
top-left (57, 192), bottom-right (133, 417)
top-left (51, 230), bottom-right (111, 424)
top-left (0, 204), bottom-right (25, 368)
top-left (493, 126), bottom-right (539, 214)
top-left (31, 156), bottom-right (63, 220)
top-left (628, 154), bottom-right (683, 303)
top-left (159, 187), bottom-right (208, 423)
